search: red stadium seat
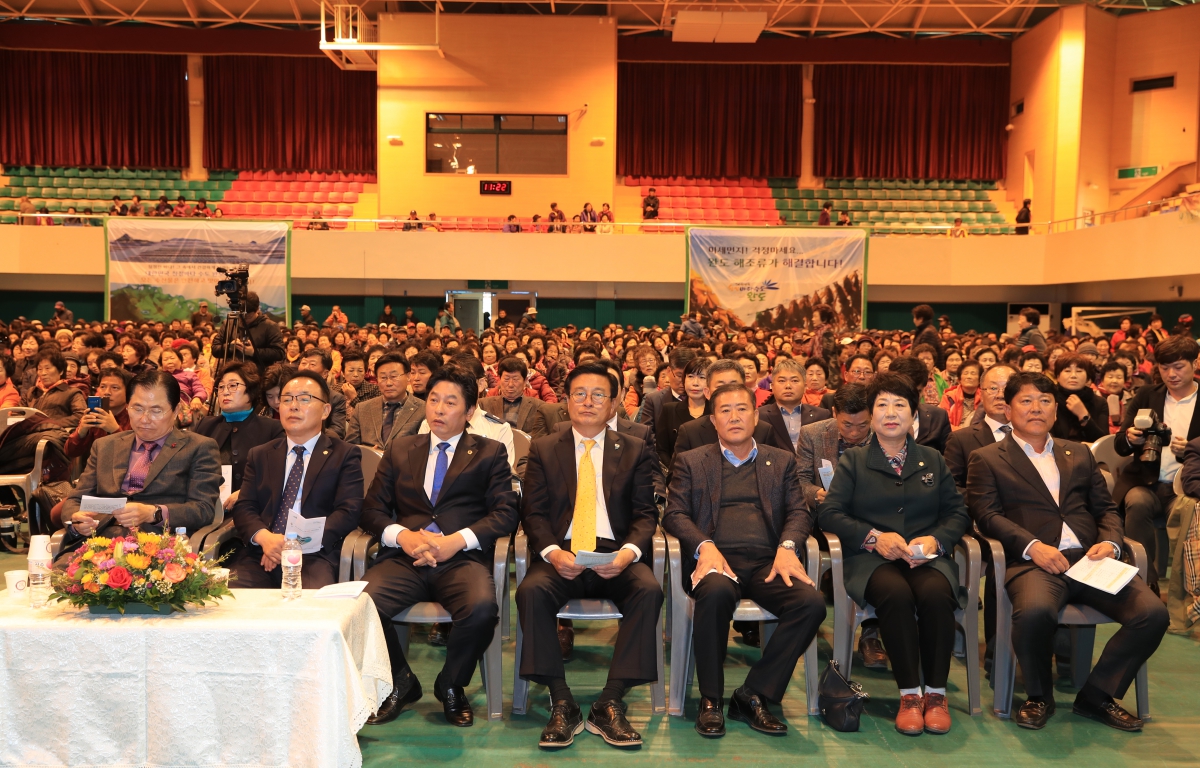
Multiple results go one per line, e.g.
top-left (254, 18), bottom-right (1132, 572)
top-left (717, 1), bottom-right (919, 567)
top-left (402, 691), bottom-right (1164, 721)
top-left (268, 191), bottom-right (283, 202)
top-left (228, 202), bottom-right (245, 215)
top-left (728, 187), bottom-right (744, 198)
top-left (263, 171), bottom-right (279, 180)
top-left (282, 192), bottom-right (298, 202)
top-left (280, 172), bottom-right (296, 182)
top-left (311, 172), bottom-right (326, 181)
top-left (328, 219), bottom-right (348, 230)
top-left (259, 203), bottom-right (276, 216)
top-left (296, 172), bottom-right (311, 182)
top-left (312, 192), bottom-right (327, 203)
top-left (317, 182), bottom-right (333, 192)
top-left (668, 186), bottom-right (685, 196)
top-left (749, 210), bottom-right (769, 222)
top-left (237, 171), bottom-right (254, 181)
top-left (332, 181), bottom-right (348, 193)
top-left (342, 191), bottom-right (358, 204)
top-left (303, 181), bottom-right (318, 192)
top-left (245, 203), bottom-right (262, 215)
top-left (297, 192), bottom-right (312, 203)
top-left (287, 182), bottom-right (303, 192)
top-left (252, 171), bottom-right (267, 181)
top-left (733, 210), bottom-right (750, 221)
top-left (440, 216), bottom-right (457, 231)
top-left (640, 186), bottom-right (651, 197)
top-left (250, 191), bottom-right (268, 202)
top-left (291, 204), bottom-right (307, 216)
top-left (349, 182), bottom-right (363, 193)
top-left (378, 219), bottom-right (395, 231)
top-left (730, 198), bottom-right (747, 209)
top-left (687, 208), bottom-right (703, 220)
top-left (697, 187), bottom-right (715, 197)
top-left (327, 192), bottom-right (343, 204)
top-left (322, 204), bottom-right (338, 216)
top-left (338, 205), bottom-right (354, 217)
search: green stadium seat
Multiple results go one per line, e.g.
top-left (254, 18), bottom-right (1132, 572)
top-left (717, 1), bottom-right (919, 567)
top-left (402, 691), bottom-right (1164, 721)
top-left (86, 189), bottom-right (103, 200)
top-left (946, 189), bottom-right (961, 201)
top-left (71, 189), bottom-right (86, 199)
top-left (992, 214), bottom-right (1007, 224)
top-left (988, 226), bottom-right (1000, 234)
top-left (968, 202), bottom-right (983, 213)
top-left (0, 200), bottom-right (12, 211)
top-left (955, 181), bottom-right (969, 190)
top-left (209, 190), bottom-right (224, 201)
top-left (848, 200), bottom-right (863, 211)
top-left (868, 211), bottom-right (883, 222)
top-left (878, 201), bottom-right (893, 212)
top-left (911, 180), bottom-right (926, 190)
top-left (866, 180), bottom-right (882, 190)
top-left (862, 200), bottom-right (878, 211)
top-left (55, 187), bottom-right (69, 197)
top-left (901, 190), bottom-right (916, 201)
top-left (851, 179), bottom-right (866, 189)
top-left (896, 179), bottom-right (911, 190)
top-left (953, 202), bottom-right (969, 213)
top-left (118, 168), bottom-right (135, 179)
top-left (79, 168), bottom-right (94, 178)
top-left (892, 201), bottom-right (909, 212)
top-left (814, 189), bottom-right (830, 199)
top-left (933, 189), bottom-right (947, 201)
top-left (925, 201), bottom-right (940, 213)
top-left (898, 212), bottom-right (914, 222)
top-left (969, 226), bottom-right (986, 235)
top-left (135, 170), bottom-right (151, 180)
top-left (882, 180), bottom-right (897, 190)
top-left (63, 168), bottom-right (78, 178)
top-left (0, 214), bottom-right (16, 224)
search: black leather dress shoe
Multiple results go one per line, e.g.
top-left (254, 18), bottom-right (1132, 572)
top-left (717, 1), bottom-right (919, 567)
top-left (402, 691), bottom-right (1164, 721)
top-left (728, 686), bottom-right (787, 735)
top-left (434, 684), bottom-right (474, 727)
top-left (739, 625), bottom-right (761, 648)
top-left (1014, 698), bottom-right (1055, 729)
top-left (539, 700), bottom-right (584, 748)
top-left (558, 625), bottom-right (575, 661)
top-left (585, 700), bottom-right (643, 747)
top-left (428, 622), bottom-right (449, 647)
top-left (1073, 696), bottom-right (1143, 731)
top-left (366, 677), bottom-right (423, 725)
top-left (695, 696), bottom-right (726, 737)
top-left (859, 634), bottom-right (889, 671)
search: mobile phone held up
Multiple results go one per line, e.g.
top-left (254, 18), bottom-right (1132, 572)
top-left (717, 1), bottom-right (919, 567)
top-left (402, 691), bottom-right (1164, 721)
top-left (87, 396), bottom-right (110, 412)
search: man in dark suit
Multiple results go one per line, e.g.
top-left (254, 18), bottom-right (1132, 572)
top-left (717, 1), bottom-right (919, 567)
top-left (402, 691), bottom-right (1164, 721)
top-left (944, 364), bottom-right (1017, 489)
top-left (230, 371), bottom-right (363, 590)
top-left (360, 367), bottom-right (519, 728)
top-left (1111, 335), bottom-right (1200, 591)
top-left (757, 357), bottom-right (831, 454)
top-left (637, 347), bottom-right (695, 439)
top-left (516, 362), bottom-right (662, 750)
top-left (479, 356), bottom-right (547, 438)
top-left (889, 355), bottom-right (951, 453)
top-left (664, 383), bottom-right (825, 738)
top-left (345, 353), bottom-right (424, 449)
top-left (62, 371), bottom-right (221, 554)
top-left (674, 361), bottom-right (789, 459)
top-left (967, 372), bottom-right (1168, 732)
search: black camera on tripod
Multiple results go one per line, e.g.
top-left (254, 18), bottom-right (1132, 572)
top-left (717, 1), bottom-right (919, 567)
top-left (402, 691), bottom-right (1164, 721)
top-left (1133, 409), bottom-right (1171, 463)
top-left (215, 264), bottom-right (251, 314)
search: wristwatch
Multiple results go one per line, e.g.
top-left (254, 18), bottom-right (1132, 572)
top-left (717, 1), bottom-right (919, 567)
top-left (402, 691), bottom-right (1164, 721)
top-left (779, 540), bottom-right (796, 551)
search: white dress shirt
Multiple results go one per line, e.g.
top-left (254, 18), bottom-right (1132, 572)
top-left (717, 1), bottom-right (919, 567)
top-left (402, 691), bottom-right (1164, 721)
top-left (984, 415), bottom-right (1011, 444)
top-left (251, 432), bottom-right (319, 545)
top-left (911, 414), bottom-right (921, 439)
top-left (541, 428), bottom-right (642, 563)
top-left (420, 407), bottom-right (516, 471)
top-left (1014, 434), bottom-right (1118, 559)
top-left (1158, 384), bottom-right (1198, 483)
top-left (381, 431), bottom-right (481, 551)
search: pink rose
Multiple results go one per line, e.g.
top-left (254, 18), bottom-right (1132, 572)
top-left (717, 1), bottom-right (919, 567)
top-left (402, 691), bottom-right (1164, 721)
top-left (106, 566), bottom-right (133, 591)
top-left (163, 563), bottom-right (186, 583)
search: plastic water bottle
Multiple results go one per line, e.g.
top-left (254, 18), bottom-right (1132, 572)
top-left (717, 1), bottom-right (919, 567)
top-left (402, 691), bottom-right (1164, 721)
top-left (27, 534), bottom-right (52, 610)
top-left (281, 533), bottom-right (303, 600)
top-left (174, 528), bottom-right (190, 554)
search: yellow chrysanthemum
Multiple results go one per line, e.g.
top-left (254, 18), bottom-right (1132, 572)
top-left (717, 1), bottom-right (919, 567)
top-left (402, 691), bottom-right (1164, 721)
top-left (80, 573), bottom-right (94, 584)
top-left (125, 554), bottom-right (151, 570)
top-left (150, 570), bottom-right (163, 581)
top-left (91, 537), bottom-right (112, 548)
top-left (80, 551), bottom-right (94, 562)
top-left (135, 578), bottom-right (146, 587)
top-left (137, 531), bottom-right (157, 545)
top-left (98, 573), bottom-right (109, 585)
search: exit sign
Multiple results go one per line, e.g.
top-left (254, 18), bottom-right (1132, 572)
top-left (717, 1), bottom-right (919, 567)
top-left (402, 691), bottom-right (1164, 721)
top-left (467, 280), bottom-right (509, 289)
top-left (1117, 166), bottom-right (1158, 180)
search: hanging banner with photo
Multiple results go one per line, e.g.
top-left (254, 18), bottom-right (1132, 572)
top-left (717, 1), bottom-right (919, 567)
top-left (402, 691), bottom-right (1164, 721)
top-left (106, 219), bottom-right (290, 324)
top-left (685, 227), bottom-right (867, 331)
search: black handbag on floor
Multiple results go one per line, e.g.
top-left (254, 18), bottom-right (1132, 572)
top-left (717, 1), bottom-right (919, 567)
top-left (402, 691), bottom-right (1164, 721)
top-left (818, 659), bottom-right (869, 732)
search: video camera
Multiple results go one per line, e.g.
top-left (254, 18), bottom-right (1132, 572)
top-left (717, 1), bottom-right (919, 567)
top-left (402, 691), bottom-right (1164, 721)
top-left (214, 264), bottom-right (250, 314)
top-left (1133, 409), bottom-right (1171, 464)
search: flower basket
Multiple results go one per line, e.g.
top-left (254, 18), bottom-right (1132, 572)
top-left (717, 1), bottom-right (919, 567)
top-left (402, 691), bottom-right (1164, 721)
top-left (51, 532), bottom-right (233, 614)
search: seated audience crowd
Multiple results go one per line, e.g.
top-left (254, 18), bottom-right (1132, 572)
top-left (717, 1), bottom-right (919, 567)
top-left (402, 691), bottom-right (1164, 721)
top-left (1, 297), bottom-right (1192, 743)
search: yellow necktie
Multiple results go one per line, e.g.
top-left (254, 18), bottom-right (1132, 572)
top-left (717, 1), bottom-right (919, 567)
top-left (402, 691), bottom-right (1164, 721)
top-left (572, 439), bottom-right (598, 554)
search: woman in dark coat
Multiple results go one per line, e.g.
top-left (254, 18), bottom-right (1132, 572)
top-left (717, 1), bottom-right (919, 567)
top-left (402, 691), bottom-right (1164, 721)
top-left (1051, 354), bottom-right (1107, 443)
top-left (193, 361), bottom-right (284, 511)
top-left (818, 372), bottom-right (970, 737)
top-left (656, 357), bottom-right (710, 469)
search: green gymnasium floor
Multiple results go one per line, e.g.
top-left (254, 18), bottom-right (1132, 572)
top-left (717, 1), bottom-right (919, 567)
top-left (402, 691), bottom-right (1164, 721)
top-left (4, 549), bottom-right (1197, 766)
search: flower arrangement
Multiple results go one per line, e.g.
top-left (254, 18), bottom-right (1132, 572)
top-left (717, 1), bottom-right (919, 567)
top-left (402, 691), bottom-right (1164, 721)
top-left (51, 531), bottom-right (233, 614)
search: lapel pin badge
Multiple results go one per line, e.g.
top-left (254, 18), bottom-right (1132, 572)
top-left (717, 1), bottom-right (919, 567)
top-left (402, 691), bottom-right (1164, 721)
top-left (922, 472), bottom-right (934, 486)
top-left (918, 461), bottom-right (925, 467)
top-left (766, 460), bottom-right (771, 466)
top-left (1065, 450), bottom-right (1071, 456)
top-left (323, 450), bottom-right (329, 455)
top-left (467, 449), bottom-right (473, 455)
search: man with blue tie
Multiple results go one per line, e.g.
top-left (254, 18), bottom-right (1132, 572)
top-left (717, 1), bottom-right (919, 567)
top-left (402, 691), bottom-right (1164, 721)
top-left (230, 371), bottom-right (364, 590)
top-left (361, 366), bottom-right (519, 728)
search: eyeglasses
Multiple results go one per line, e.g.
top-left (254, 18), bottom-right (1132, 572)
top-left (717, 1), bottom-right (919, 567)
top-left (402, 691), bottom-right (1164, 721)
top-left (569, 390), bottom-right (610, 404)
top-left (377, 373), bottom-right (406, 383)
top-left (129, 406), bottom-right (170, 419)
top-left (982, 385), bottom-right (1004, 395)
top-left (217, 382), bottom-right (244, 394)
top-left (280, 394), bottom-right (327, 406)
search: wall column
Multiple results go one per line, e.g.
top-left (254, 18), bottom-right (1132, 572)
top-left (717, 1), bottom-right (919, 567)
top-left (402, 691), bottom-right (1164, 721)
top-left (187, 55), bottom-right (206, 180)
top-left (800, 64), bottom-right (817, 188)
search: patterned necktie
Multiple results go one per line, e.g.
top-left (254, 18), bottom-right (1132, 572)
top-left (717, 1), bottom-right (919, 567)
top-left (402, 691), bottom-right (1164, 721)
top-left (572, 439), bottom-right (598, 554)
top-left (999, 424), bottom-right (1013, 436)
top-left (429, 442), bottom-right (450, 506)
top-left (271, 446), bottom-right (307, 534)
top-left (125, 442), bottom-right (159, 493)
top-left (380, 402), bottom-right (401, 444)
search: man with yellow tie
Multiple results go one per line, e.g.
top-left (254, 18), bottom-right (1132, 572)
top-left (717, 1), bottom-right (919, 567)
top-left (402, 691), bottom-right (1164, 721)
top-left (517, 362), bottom-right (663, 750)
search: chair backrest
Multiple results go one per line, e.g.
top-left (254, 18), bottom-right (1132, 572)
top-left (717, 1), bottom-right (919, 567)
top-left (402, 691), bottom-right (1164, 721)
top-left (1089, 434), bottom-right (1132, 477)
top-left (0, 407), bottom-right (45, 440)
top-left (360, 446), bottom-right (384, 491)
top-left (511, 429), bottom-right (531, 466)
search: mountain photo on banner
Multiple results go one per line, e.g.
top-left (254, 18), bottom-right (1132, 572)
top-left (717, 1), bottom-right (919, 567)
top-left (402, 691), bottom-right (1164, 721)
top-left (106, 219), bottom-right (289, 324)
top-left (686, 228), bottom-right (866, 331)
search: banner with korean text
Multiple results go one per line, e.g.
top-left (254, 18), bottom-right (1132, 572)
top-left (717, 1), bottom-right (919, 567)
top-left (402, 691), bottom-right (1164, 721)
top-left (106, 219), bottom-right (290, 324)
top-left (685, 227), bottom-right (866, 330)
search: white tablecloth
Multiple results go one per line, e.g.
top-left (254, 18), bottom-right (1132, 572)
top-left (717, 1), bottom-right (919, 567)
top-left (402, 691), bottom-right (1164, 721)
top-left (0, 589), bottom-right (392, 768)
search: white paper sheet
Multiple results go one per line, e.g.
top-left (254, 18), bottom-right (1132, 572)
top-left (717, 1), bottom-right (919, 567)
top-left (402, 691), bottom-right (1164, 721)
top-left (692, 567), bottom-right (739, 587)
top-left (908, 543), bottom-right (938, 561)
top-left (219, 466), bottom-right (233, 505)
top-left (315, 581), bottom-right (368, 599)
top-left (1066, 555), bottom-right (1139, 595)
top-left (79, 496), bottom-right (127, 514)
top-left (818, 459), bottom-right (835, 491)
top-left (573, 550), bottom-right (618, 568)
top-left (285, 512), bottom-right (327, 555)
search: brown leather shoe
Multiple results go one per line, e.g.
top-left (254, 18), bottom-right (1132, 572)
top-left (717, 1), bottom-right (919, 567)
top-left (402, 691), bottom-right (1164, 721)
top-left (895, 694), bottom-right (924, 736)
top-left (558, 625), bottom-right (575, 661)
top-left (923, 692), bottom-right (951, 734)
top-left (859, 633), bottom-right (889, 671)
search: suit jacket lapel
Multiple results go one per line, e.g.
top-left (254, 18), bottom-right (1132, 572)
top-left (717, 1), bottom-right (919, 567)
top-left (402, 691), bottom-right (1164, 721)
top-left (434, 432), bottom-right (476, 506)
top-left (409, 434), bottom-right (432, 510)
top-left (518, 398), bottom-right (538, 431)
top-left (974, 420), bottom-right (996, 451)
top-left (998, 436), bottom-right (1059, 507)
top-left (142, 430), bottom-right (185, 489)
top-left (555, 428), bottom-right (578, 508)
top-left (111, 432), bottom-right (133, 491)
top-left (702, 444), bottom-right (724, 533)
top-left (602, 429), bottom-right (620, 507)
top-left (754, 451), bottom-right (779, 535)
top-left (765, 406), bottom-right (792, 450)
top-left (1052, 440), bottom-right (1071, 496)
top-left (301, 434), bottom-right (332, 506)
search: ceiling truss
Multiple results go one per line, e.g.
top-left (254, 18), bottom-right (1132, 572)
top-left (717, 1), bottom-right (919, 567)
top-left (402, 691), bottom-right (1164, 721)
top-left (0, 0), bottom-right (1194, 38)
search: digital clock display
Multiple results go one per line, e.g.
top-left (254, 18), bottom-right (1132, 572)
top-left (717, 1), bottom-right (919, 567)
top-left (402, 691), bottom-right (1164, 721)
top-left (479, 180), bottom-right (513, 195)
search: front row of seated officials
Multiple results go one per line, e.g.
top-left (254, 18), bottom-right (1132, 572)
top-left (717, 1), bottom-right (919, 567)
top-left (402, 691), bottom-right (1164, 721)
top-left (57, 364), bottom-right (1169, 742)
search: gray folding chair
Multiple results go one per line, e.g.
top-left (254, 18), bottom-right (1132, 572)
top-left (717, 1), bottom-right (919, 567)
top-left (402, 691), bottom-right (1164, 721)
top-left (0, 407), bottom-right (44, 441)
top-left (665, 531), bottom-right (823, 717)
top-left (511, 525), bottom-right (667, 715)
top-left (983, 533), bottom-right (1152, 720)
top-left (359, 445), bottom-right (383, 490)
top-left (351, 532), bottom-right (510, 721)
top-left (0, 406), bottom-right (50, 508)
top-left (826, 530), bottom-right (983, 716)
